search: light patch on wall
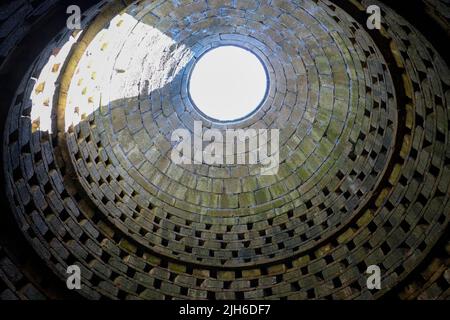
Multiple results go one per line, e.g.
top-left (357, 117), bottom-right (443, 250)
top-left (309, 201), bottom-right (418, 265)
top-left (64, 13), bottom-right (193, 131)
top-left (30, 30), bottom-right (83, 133)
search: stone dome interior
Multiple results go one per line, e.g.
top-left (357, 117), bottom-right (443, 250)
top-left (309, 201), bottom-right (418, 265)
top-left (0, 0), bottom-right (448, 301)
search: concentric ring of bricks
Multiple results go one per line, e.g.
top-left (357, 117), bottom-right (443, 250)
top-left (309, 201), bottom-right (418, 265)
top-left (3, 0), bottom-right (449, 300)
top-left (59, 0), bottom-right (397, 267)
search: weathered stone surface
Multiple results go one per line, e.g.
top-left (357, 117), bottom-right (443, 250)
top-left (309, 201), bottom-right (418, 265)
top-left (0, 0), bottom-right (448, 302)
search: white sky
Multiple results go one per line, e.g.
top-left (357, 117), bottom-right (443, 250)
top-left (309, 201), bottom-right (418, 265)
top-left (189, 46), bottom-right (267, 121)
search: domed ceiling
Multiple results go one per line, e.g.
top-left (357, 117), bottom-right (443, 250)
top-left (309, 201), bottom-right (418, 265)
top-left (0, 0), bottom-right (448, 300)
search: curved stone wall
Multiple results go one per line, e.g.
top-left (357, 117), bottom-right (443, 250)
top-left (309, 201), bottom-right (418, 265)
top-left (0, 0), bottom-right (448, 300)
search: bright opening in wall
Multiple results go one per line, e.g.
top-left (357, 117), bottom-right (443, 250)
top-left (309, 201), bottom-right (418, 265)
top-left (189, 45), bottom-right (268, 122)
